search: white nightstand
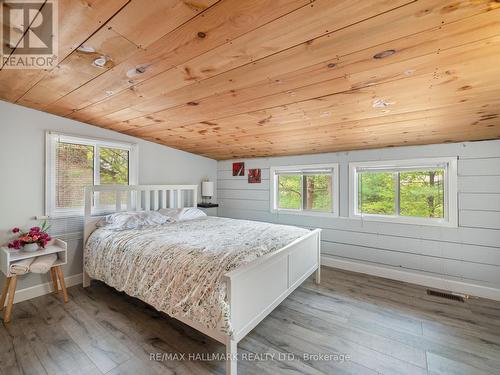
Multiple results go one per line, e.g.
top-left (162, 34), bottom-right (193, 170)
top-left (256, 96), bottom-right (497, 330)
top-left (0, 239), bottom-right (68, 323)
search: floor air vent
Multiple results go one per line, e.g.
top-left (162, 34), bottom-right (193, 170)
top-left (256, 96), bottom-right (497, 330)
top-left (426, 289), bottom-right (466, 302)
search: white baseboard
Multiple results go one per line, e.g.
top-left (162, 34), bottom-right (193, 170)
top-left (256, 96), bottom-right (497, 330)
top-left (6, 273), bottom-right (83, 306)
top-left (321, 256), bottom-right (500, 302)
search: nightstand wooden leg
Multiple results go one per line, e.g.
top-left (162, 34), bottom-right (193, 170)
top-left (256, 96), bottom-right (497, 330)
top-left (50, 267), bottom-right (59, 294)
top-left (55, 266), bottom-right (68, 303)
top-left (4, 275), bottom-right (17, 323)
top-left (0, 277), bottom-right (11, 311)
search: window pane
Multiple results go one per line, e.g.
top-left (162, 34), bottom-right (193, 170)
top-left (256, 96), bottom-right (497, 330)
top-left (305, 174), bottom-right (332, 212)
top-left (358, 172), bottom-right (395, 215)
top-left (100, 147), bottom-right (129, 184)
top-left (400, 170), bottom-right (444, 218)
top-left (99, 147), bottom-right (129, 206)
top-left (278, 175), bottom-right (301, 209)
top-left (56, 142), bottom-right (94, 209)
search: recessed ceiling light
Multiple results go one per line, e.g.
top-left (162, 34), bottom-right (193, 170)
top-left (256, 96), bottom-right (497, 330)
top-left (372, 98), bottom-right (394, 108)
top-left (77, 45), bottom-right (96, 53)
top-left (373, 49), bottom-right (396, 59)
top-left (93, 56), bottom-right (108, 67)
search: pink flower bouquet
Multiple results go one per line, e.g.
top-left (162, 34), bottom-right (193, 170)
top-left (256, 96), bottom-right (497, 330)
top-left (8, 221), bottom-right (51, 250)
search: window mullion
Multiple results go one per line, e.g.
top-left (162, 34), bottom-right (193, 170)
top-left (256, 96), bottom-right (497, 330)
top-left (301, 174), bottom-right (305, 211)
top-left (358, 172), bottom-right (362, 215)
top-left (94, 144), bottom-right (100, 186)
top-left (94, 145), bottom-right (100, 208)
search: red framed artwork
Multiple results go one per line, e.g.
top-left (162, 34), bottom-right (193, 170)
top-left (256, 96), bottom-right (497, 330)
top-left (248, 168), bottom-right (261, 183)
top-left (232, 162), bottom-right (245, 176)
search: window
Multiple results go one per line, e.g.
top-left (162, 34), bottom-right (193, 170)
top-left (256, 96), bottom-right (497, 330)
top-left (271, 164), bottom-right (339, 216)
top-left (349, 158), bottom-right (457, 226)
top-left (46, 132), bottom-right (138, 216)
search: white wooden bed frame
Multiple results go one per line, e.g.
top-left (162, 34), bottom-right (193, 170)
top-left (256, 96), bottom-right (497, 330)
top-left (83, 185), bottom-right (321, 375)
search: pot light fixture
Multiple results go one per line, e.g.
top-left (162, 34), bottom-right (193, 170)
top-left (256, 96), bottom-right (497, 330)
top-left (77, 45), bottom-right (96, 53)
top-left (372, 98), bottom-right (394, 108)
top-left (93, 56), bottom-right (108, 67)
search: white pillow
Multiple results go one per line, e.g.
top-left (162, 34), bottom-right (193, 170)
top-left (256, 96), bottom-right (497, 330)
top-left (97, 211), bottom-right (170, 230)
top-left (158, 207), bottom-right (207, 222)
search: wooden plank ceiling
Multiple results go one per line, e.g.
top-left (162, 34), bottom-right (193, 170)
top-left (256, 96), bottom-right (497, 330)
top-left (1, 0), bottom-right (499, 160)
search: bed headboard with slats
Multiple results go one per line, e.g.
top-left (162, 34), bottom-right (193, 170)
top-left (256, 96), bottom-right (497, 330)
top-left (83, 184), bottom-right (198, 243)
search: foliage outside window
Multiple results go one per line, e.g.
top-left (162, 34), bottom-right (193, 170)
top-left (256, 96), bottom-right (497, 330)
top-left (272, 164), bottom-right (338, 215)
top-left (357, 170), bottom-right (444, 218)
top-left (278, 175), bottom-right (302, 210)
top-left (98, 147), bottom-right (130, 207)
top-left (47, 133), bottom-right (137, 216)
top-left (350, 158), bottom-right (457, 226)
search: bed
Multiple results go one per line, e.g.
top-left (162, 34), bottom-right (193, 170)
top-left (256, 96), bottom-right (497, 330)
top-left (83, 185), bottom-right (321, 375)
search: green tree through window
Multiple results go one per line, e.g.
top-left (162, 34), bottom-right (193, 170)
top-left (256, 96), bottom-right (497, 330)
top-left (99, 147), bottom-right (130, 206)
top-left (54, 141), bottom-right (131, 211)
top-left (357, 169), bottom-right (444, 218)
top-left (100, 147), bottom-right (129, 184)
top-left (278, 175), bottom-right (301, 209)
top-left (305, 174), bottom-right (332, 211)
top-left (400, 171), bottom-right (444, 218)
top-left (277, 173), bottom-right (333, 212)
top-left (358, 172), bottom-right (395, 215)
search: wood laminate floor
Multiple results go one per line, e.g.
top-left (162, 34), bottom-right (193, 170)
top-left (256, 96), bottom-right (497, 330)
top-left (1, 267), bottom-right (500, 375)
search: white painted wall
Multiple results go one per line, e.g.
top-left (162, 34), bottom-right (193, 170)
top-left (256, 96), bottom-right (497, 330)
top-left (217, 140), bottom-right (500, 300)
top-left (0, 100), bottom-right (217, 290)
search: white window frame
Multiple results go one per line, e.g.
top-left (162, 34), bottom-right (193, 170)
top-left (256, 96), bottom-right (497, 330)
top-left (46, 132), bottom-right (138, 217)
top-left (270, 163), bottom-right (339, 217)
top-left (349, 157), bottom-right (458, 227)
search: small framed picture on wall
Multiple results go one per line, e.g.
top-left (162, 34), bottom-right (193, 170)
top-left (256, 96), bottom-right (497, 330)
top-left (248, 169), bottom-right (261, 183)
top-left (232, 162), bottom-right (245, 176)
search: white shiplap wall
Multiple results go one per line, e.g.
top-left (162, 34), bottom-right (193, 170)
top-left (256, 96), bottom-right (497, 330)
top-left (217, 140), bottom-right (500, 300)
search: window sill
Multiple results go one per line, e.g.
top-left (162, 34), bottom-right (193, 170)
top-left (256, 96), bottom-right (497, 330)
top-left (272, 209), bottom-right (338, 218)
top-left (349, 214), bottom-right (457, 227)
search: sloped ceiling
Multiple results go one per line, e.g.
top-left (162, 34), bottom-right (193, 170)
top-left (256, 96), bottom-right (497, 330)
top-left (1, 0), bottom-right (499, 160)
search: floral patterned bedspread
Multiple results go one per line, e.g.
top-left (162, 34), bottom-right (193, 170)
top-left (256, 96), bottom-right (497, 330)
top-left (84, 216), bottom-right (309, 335)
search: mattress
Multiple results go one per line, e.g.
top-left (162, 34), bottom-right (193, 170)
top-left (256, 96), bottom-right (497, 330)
top-left (84, 216), bottom-right (309, 335)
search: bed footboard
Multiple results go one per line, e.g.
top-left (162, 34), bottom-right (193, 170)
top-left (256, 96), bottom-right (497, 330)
top-left (223, 229), bottom-right (321, 374)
